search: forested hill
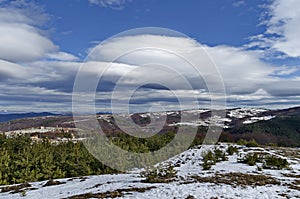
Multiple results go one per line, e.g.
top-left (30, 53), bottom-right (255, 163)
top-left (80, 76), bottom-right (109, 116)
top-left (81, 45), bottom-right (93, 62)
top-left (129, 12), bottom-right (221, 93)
top-left (226, 115), bottom-right (300, 146)
top-left (0, 112), bottom-right (60, 123)
top-left (1, 107), bottom-right (300, 146)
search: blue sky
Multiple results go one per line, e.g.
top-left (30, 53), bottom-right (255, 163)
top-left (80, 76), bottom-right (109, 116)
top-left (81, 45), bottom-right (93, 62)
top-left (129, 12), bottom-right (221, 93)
top-left (45, 0), bottom-right (265, 57)
top-left (0, 0), bottom-right (300, 113)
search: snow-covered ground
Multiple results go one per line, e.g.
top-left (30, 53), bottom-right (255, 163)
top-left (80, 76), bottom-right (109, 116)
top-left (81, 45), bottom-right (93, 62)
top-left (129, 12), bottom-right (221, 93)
top-left (169, 115), bottom-right (232, 128)
top-left (243, 115), bottom-right (276, 124)
top-left (1, 144), bottom-right (299, 199)
top-left (168, 108), bottom-right (274, 128)
top-left (228, 108), bottom-right (268, 119)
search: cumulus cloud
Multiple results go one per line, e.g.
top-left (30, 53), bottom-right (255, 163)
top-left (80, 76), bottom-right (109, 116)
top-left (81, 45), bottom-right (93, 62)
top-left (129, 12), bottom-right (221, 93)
top-left (0, 2), bottom-right (58, 62)
top-left (89, 35), bottom-right (279, 94)
top-left (0, 0), bottom-right (299, 112)
top-left (274, 66), bottom-right (298, 76)
top-left (0, 23), bottom-right (57, 62)
top-left (46, 52), bottom-right (79, 61)
top-left (0, 1), bottom-right (81, 111)
top-left (1, 32), bottom-right (300, 111)
top-left (0, 1), bottom-right (81, 63)
top-left (79, 34), bottom-right (300, 111)
top-left (247, 0), bottom-right (300, 58)
top-left (0, 83), bottom-right (72, 112)
top-left (0, 60), bottom-right (30, 81)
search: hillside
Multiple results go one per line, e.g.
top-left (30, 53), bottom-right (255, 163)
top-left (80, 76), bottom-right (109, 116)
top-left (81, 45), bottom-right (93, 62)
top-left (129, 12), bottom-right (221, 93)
top-left (0, 112), bottom-right (64, 123)
top-left (1, 107), bottom-right (300, 147)
top-left (0, 143), bottom-right (299, 198)
top-left (228, 115), bottom-right (300, 146)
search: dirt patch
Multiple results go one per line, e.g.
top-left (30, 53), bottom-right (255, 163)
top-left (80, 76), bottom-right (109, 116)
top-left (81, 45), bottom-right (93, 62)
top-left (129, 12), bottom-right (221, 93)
top-left (282, 173), bottom-right (300, 178)
top-left (65, 186), bottom-right (156, 199)
top-left (287, 179), bottom-right (300, 191)
top-left (185, 195), bottom-right (195, 199)
top-left (43, 179), bottom-right (66, 187)
top-left (276, 148), bottom-right (300, 160)
top-left (288, 184), bottom-right (300, 191)
top-left (1, 182), bottom-right (31, 193)
top-left (87, 182), bottom-right (112, 190)
top-left (190, 172), bottom-right (280, 187)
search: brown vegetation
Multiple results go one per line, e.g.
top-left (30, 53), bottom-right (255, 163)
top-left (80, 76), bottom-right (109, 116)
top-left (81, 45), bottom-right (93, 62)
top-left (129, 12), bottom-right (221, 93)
top-left (65, 186), bottom-right (156, 199)
top-left (190, 172), bottom-right (280, 187)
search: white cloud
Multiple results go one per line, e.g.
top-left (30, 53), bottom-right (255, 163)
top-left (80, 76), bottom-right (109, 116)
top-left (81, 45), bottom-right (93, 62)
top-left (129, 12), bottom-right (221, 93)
top-left (0, 60), bottom-right (30, 80)
top-left (0, 2), bottom-right (79, 63)
top-left (0, 22), bottom-right (57, 62)
top-left (89, 35), bottom-right (279, 95)
top-left (232, 0), bottom-right (246, 7)
top-left (248, 0), bottom-right (300, 58)
top-left (0, 31), bottom-right (298, 112)
top-left (46, 52), bottom-right (79, 61)
top-left (0, 5), bottom-right (57, 62)
top-left (0, 83), bottom-right (72, 112)
top-left (71, 34), bottom-right (300, 111)
top-left (0, 1), bottom-right (84, 112)
top-left (0, 0), bottom-right (299, 112)
top-left (88, 0), bottom-right (131, 9)
top-left (274, 66), bottom-right (298, 76)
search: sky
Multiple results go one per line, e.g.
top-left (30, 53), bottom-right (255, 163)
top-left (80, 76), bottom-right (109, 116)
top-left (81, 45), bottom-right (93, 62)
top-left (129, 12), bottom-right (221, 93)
top-left (0, 0), bottom-right (300, 113)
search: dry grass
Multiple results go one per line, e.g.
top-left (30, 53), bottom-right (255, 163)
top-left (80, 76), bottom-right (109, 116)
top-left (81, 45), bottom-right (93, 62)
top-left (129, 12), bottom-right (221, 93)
top-left (275, 148), bottom-right (300, 160)
top-left (65, 186), bottom-right (156, 199)
top-left (288, 184), bottom-right (300, 191)
top-left (282, 173), bottom-right (300, 178)
top-left (43, 179), bottom-right (65, 187)
top-left (0, 182), bottom-right (31, 193)
top-left (190, 172), bottom-right (280, 187)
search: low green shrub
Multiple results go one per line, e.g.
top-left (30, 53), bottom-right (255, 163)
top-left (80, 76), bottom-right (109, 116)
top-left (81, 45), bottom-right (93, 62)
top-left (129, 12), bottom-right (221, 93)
top-left (267, 143), bottom-right (277, 147)
top-left (214, 149), bottom-right (228, 162)
top-left (263, 156), bottom-right (289, 170)
top-left (238, 153), bottom-right (260, 166)
top-left (237, 139), bottom-right (248, 146)
top-left (238, 153), bottom-right (289, 170)
top-left (140, 164), bottom-right (177, 183)
top-left (201, 149), bottom-right (228, 170)
top-left (201, 151), bottom-right (216, 170)
top-left (245, 139), bottom-right (259, 147)
top-left (237, 139), bottom-right (259, 147)
top-left (227, 145), bottom-right (239, 155)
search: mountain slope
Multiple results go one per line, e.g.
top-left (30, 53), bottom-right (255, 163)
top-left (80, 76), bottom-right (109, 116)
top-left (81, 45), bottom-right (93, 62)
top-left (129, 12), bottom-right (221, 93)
top-left (1, 107), bottom-right (300, 146)
top-left (0, 112), bottom-right (60, 123)
top-left (0, 143), bottom-right (299, 199)
top-left (230, 115), bottom-right (300, 138)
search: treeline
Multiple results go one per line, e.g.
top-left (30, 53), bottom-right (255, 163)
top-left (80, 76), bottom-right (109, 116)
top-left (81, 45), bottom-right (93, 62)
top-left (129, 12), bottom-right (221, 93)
top-left (1, 118), bottom-right (299, 186)
top-left (111, 131), bottom-right (204, 152)
top-left (0, 132), bottom-right (204, 185)
top-left (0, 135), bottom-right (117, 185)
top-left (225, 116), bottom-right (300, 147)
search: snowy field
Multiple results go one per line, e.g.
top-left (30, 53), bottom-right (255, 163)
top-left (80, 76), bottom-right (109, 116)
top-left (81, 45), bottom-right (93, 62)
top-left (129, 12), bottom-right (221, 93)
top-left (0, 143), bottom-right (299, 199)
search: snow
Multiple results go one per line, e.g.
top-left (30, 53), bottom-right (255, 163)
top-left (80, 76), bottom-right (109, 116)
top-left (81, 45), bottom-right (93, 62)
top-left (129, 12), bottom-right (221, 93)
top-left (93, 108), bottom-right (277, 132)
top-left (1, 144), bottom-right (299, 199)
top-left (169, 115), bottom-right (232, 128)
top-left (243, 115), bottom-right (276, 124)
top-left (166, 111), bottom-right (175, 115)
top-left (228, 108), bottom-right (268, 119)
top-left (97, 115), bottom-right (112, 123)
top-left (125, 183), bottom-right (288, 199)
top-left (139, 113), bottom-right (150, 118)
top-left (183, 109), bottom-right (209, 115)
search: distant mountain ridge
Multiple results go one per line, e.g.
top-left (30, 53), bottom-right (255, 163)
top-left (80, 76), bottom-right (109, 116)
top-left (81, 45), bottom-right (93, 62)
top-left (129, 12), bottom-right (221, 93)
top-left (1, 107), bottom-right (300, 146)
top-left (0, 112), bottom-right (60, 123)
